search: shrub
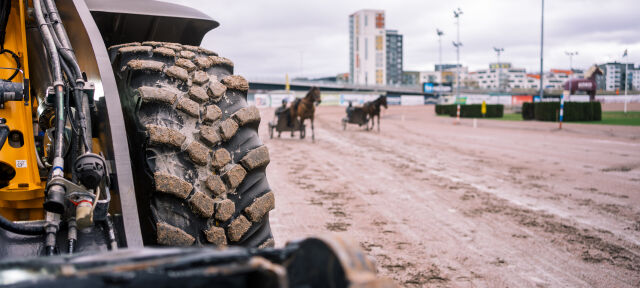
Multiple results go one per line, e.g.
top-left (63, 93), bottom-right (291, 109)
top-left (522, 102), bottom-right (535, 120)
top-left (534, 102), bottom-right (559, 121)
top-left (531, 101), bottom-right (601, 122)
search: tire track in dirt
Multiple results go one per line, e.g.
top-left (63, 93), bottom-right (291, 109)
top-left (263, 107), bottom-right (640, 287)
top-left (316, 109), bottom-right (640, 286)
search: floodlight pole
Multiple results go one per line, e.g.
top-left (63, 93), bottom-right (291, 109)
top-left (454, 8), bottom-right (463, 99)
top-left (539, 0), bottom-right (544, 100)
top-left (565, 51), bottom-right (577, 100)
top-left (494, 47), bottom-right (504, 91)
top-left (437, 29), bottom-right (444, 98)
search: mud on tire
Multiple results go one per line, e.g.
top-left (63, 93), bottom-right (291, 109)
top-left (110, 42), bottom-right (274, 248)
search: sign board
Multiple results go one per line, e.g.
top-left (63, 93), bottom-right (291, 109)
top-left (454, 97), bottom-right (467, 104)
top-left (400, 95), bottom-right (424, 106)
top-left (253, 93), bottom-right (269, 107)
top-left (319, 93), bottom-right (340, 106)
top-left (511, 95), bottom-right (533, 106)
top-left (339, 94), bottom-right (381, 106)
top-left (423, 83), bottom-right (452, 93)
top-left (269, 93), bottom-right (296, 108)
top-left (387, 96), bottom-right (401, 105)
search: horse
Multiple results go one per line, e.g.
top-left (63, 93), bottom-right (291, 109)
top-left (362, 96), bottom-right (387, 132)
top-left (563, 65), bottom-right (603, 102)
top-left (290, 87), bottom-right (322, 140)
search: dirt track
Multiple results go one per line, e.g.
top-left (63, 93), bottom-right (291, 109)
top-left (260, 106), bottom-right (640, 287)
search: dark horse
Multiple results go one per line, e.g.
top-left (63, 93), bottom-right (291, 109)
top-left (290, 87), bottom-right (322, 140)
top-left (362, 96), bottom-right (388, 132)
top-left (563, 65), bottom-right (603, 101)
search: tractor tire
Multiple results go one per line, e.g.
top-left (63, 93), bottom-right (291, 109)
top-left (109, 42), bottom-right (274, 248)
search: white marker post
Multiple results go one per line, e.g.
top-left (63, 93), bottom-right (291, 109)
top-left (559, 91), bottom-right (567, 129)
top-left (456, 104), bottom-right (461, 125)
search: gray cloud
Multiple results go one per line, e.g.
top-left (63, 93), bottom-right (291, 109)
top-left (166, 0), bottom-right (639, 78)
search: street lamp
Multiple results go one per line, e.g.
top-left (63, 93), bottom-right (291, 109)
top-left (453, 8), bottom-right (463, 98)
top-left (436, 29), bottom-right (444, 98)
top-left (494, 47), bottom-right (504, 91)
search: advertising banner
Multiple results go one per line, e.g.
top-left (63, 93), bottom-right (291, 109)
top-left (454, 97), bottom-right (467, 104)
top-left (511, 95), bottom-right (533, 106)
top-left (423, 83), bottom-right (452, 93)
top-left (387, 96), bottom-right (401, 105)
top-left (319, 93), bottom-right (341, 106)
top-left (253, 93), bottom-right (270, 108)
top-left (401, 95), bottom-right (424, 106)
top-left (339, 94), bottom-right (381, 106)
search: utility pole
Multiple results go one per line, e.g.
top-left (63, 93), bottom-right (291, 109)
top-left (453, 8), bottom-right (463, 99)
top-left (539, 0), bottom-right (544, 100)
top-left (437, 29), bottom-right (444, 98)
top-left (494, 47), bottom-right (504, 91)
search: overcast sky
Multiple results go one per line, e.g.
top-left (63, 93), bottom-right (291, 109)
top-left (166, 0), bottom-right (639, 79)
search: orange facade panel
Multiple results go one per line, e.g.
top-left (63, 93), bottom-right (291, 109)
top-left (375, 13), bottom-right (384, 28)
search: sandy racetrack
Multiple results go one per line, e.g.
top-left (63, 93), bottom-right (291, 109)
top-left (261, 105), bottom-right (640, 287)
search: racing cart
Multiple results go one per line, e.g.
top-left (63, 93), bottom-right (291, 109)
top-left (269, 108), bottom-right (306, 139)
top-left (342, 107), bottom-right (369, 130)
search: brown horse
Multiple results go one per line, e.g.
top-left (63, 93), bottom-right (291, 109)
top-left (563, 65), bottom-right (603, 101)
top-left (362, 96), bottom-right (387, 132)
top-left (290, 87), bottom-right (322, 140)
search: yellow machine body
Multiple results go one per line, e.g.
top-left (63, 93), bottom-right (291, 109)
top-left (0, 0), bottom-right (45, 221)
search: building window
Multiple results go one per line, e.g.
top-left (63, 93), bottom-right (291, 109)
top-left (376, 35), bottom-right (383, 51)
top-left (364, 15), bottom-right (368, 26)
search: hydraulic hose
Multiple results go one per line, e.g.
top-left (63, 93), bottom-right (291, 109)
top-left (43, 0), bottom-right (82, 83)
top-left (33, 0), bottom-right (62, 86)
top-left (0, 214), bottom-right (45, 235)
top-left (43, 0), bottom-right (89, 152)
top-left (43, 0), bottom-right (72, 49)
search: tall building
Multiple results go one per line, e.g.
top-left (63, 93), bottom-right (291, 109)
top-left (385, 29), bottom-right (402, 85)
top-left (349, 10), bottom-right (386, 85)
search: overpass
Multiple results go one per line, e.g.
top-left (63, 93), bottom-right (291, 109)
top-left (248, 78), bottom-right (435, 97)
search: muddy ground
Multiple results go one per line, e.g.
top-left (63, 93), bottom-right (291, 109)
top-left (260, 105), bottom-right (640, 287)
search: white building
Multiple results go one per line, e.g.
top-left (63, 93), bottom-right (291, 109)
top-left (349, 10), bottom-right (386, 85)
top-left (472, 64), bottom-right (584, 90)
top-left (473, 63), bottom-right (527, 89)
top-left (419, 71), bottom-right (441, 84)
top-left (632, 69), bottom-right (640, 90)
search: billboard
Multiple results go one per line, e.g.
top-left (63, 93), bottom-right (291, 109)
top-left (400, 95), bottom-right (424, 106)
top-left (339, 94), bottom-right (381, 106)
top-left (511, 95), bottom-right (533, 106)
top-left (423, 83), bottom-right (452, 93)
top-left (253, 93), bottom-right (296, 108)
